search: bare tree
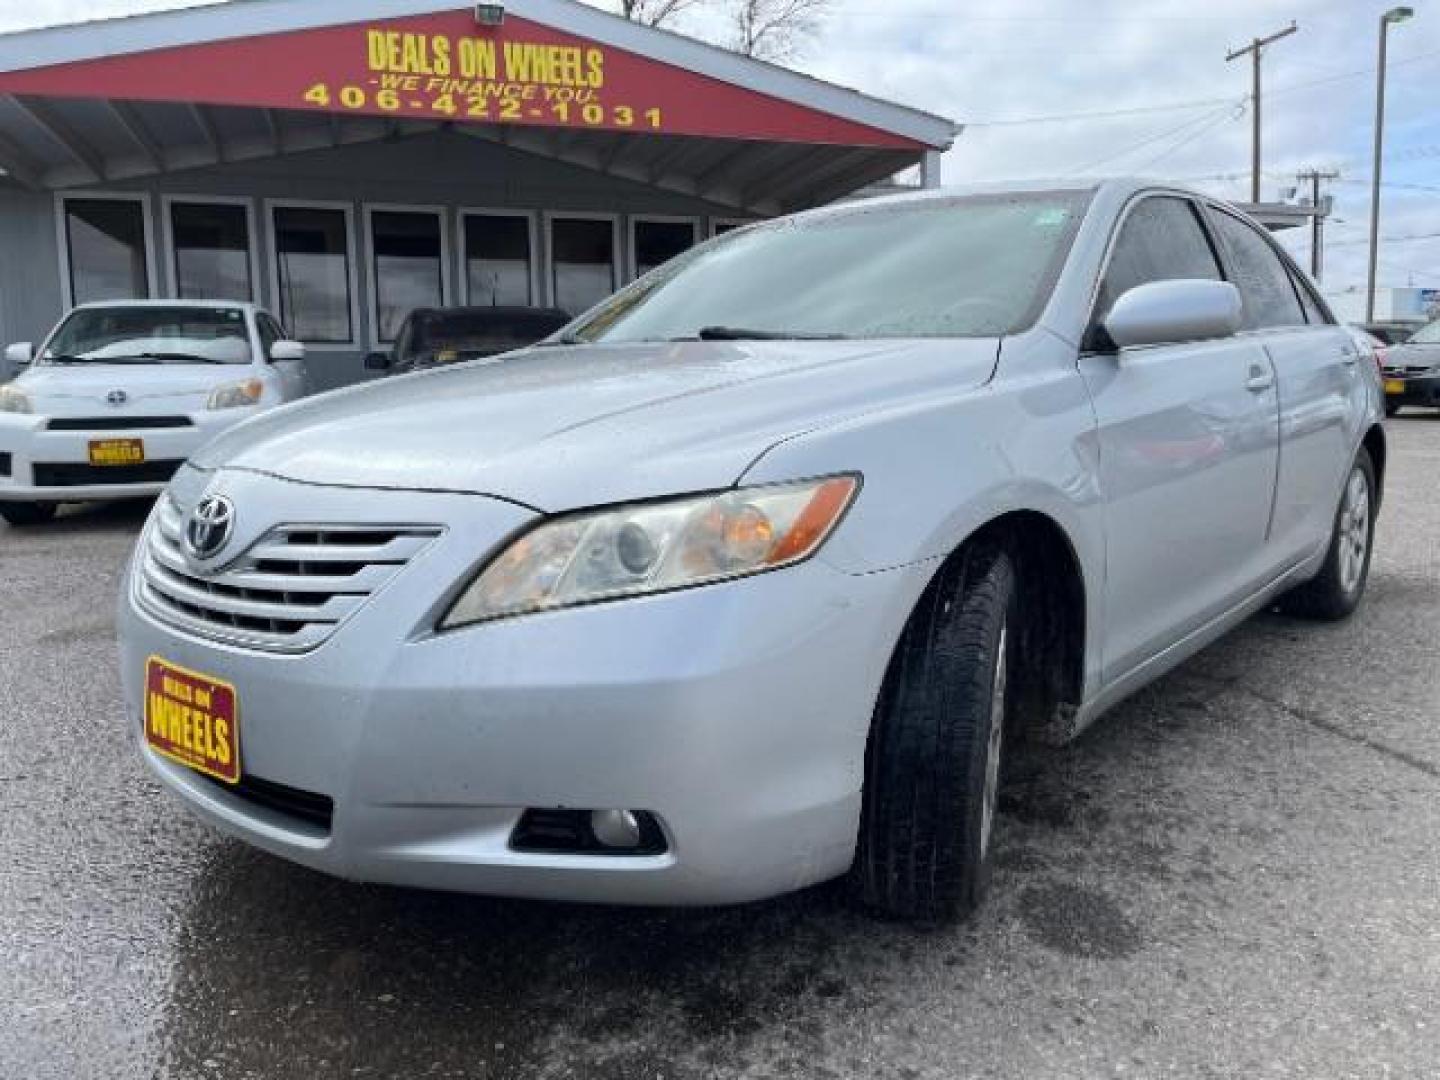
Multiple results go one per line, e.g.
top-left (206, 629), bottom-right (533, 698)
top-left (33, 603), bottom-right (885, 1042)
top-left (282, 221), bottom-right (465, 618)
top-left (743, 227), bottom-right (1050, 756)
top-left (609, 0), bottom-right (714, 27)
top-left (730, 0), bottom-right (835, 60)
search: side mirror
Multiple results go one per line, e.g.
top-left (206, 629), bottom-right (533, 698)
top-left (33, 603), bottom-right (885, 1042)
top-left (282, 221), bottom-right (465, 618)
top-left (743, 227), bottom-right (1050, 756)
top-left (1102, 280), bottom-right (1242, 350)
top-left (269, 340), bottom-right (306, 363)
top-left (364, 350), bottom-right (392, 372)
top-left (5, 342), bottom-right (34, 368)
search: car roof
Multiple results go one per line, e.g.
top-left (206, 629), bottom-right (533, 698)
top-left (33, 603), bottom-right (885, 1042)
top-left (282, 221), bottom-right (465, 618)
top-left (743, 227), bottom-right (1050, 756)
top-left (411, 306), bottom-right (570, 319)
top-left (70, 299), bottom-right (260, 313)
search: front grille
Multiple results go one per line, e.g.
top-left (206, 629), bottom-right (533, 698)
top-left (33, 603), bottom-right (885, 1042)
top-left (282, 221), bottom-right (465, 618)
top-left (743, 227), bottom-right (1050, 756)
top-left (137, 496), bottom-right (441, 653)
top-left (1385, 366), bottom-right (1436, 378)
top-left (34, 460), bottom-right (184, 487)
top-left (203, 773), bottom-right (334, 833)
top-left (46, 416), bottom-right (194, 431)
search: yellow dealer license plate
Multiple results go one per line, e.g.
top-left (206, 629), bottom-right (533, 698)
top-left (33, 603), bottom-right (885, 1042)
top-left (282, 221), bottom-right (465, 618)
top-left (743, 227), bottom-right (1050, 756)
top-left (1384, 379), bottom-right (1406, 395)
top-left (89, 438), bottom-right (145, 466)
top-left (143, 657), bottom-right (241, 785)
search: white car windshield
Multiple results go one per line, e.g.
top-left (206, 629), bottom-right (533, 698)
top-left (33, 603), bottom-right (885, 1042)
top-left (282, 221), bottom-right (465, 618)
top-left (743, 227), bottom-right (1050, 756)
top-left (567, 191), bottom-right (1092, 344)
top-left (41, 306), bottom-right (252, 366)
top-left (1409, 318), bottom-right (1440, 344)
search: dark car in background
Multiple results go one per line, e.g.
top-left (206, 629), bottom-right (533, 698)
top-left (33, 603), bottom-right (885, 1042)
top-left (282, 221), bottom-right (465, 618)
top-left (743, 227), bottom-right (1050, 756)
top-left (1380, 317), bottom-right (1440, 416)
top-left (366, 307), bottom-right (571, 376)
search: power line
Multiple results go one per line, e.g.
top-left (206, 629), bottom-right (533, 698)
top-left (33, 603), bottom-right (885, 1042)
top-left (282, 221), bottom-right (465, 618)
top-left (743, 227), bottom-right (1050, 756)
top-left (960, 47), bottom-right (1440, 128)
top-left (1067, 100), bottom-right (1242, 176)
top-left (1134, 104), bottom-right (1246, 172)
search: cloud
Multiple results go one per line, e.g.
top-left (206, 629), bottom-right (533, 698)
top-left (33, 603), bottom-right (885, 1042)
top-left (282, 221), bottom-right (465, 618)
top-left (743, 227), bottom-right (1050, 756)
top-left (4, 0), bottom-right (1436, 293)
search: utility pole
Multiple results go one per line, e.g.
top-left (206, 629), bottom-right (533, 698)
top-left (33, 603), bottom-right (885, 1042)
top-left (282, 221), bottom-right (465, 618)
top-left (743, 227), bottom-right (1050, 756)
top-left (1367, 7), bottom-right (1415, 323)
top-left (1296, 168), bottom-right (1338, 282)
top-left (1226, 22), bottom-right (1298, 204)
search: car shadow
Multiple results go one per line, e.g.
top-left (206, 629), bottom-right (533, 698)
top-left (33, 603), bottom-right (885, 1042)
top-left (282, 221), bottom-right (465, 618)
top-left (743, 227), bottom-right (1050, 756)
top-left (1, 497), bottom-right (153, 537)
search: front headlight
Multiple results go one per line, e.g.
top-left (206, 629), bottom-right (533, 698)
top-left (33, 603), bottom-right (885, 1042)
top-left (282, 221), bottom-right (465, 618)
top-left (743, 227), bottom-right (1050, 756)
top-left (441, 475), bottom-right (860, 629)
top-left (0, 385), bottom-right (31, 414)
top-left (206, 378), bottom-right (264, 411)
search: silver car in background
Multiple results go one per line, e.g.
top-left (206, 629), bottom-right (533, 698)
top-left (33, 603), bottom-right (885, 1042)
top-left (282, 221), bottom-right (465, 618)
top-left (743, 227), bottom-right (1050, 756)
top-left (116, 180), bottom-right (1384, 921)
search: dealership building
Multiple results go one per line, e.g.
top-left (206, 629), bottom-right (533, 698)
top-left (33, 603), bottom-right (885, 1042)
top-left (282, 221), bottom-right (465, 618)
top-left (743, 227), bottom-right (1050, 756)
top-left (0, 0), bottom-right (958, 389)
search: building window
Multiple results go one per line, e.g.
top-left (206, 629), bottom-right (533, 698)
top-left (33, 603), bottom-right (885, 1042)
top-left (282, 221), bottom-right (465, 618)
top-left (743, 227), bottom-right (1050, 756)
top-left (272, 205), bottom-right (354, 344)
top-left (464, 213), bottom-right (534, 306)
top-left (711, 219), bottom-right (749, 238)
top-left (550, 216), bottom-right (617, 316)
top-left (633, 218), bottom-right (699, 279)
top-left (170, 201), bottom-right (253, 301)
top-left (62, 197), bottom-right (150, 305)
top-left (369, 208), bottom-right (445, 343)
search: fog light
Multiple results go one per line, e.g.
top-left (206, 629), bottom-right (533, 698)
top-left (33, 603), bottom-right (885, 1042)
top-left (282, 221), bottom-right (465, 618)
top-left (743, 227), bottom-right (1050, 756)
top-left (591, 808), bottom-right (642, 849)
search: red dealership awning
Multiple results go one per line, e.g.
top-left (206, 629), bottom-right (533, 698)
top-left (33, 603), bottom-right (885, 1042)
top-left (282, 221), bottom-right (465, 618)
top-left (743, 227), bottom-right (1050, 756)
top-left (0, 0), bottom-right (958, 213)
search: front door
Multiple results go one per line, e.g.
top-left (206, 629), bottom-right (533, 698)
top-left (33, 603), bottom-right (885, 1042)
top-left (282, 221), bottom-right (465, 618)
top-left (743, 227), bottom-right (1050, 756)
top-left (1079, 195), bottom-right (1281, 684)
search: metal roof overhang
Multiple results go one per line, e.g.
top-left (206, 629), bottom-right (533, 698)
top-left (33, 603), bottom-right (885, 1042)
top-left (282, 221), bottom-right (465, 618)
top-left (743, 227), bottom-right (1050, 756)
top-left (0, 0), bottom-right (959, 215)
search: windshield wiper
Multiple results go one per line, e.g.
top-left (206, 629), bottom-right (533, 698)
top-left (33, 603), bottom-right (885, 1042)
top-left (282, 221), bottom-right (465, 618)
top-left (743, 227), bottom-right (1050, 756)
top-left (535, 333), bottom-right (589, 348)
top-left (130, 352), bottom-right (233, 365)
top-left (690, 327), bottom-right (849, 341)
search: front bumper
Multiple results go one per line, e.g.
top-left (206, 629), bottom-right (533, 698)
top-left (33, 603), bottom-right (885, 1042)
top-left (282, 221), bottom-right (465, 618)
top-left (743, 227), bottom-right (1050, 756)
top-left (117, 474), bottom-right (933, 906)
top-left (0, 409), bottom-right (253, 502)
top-left (1383, 371), bottom-right (1440, 408)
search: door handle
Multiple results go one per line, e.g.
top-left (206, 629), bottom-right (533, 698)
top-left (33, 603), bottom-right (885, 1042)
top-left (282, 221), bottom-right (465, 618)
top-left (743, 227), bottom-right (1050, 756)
top-left (1245, 365), bottom-right (1275, 392)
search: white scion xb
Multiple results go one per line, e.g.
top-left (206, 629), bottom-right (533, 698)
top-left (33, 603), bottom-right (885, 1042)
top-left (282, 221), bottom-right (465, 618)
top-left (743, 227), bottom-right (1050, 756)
top-left (0, 300), bottom-right (306, 526)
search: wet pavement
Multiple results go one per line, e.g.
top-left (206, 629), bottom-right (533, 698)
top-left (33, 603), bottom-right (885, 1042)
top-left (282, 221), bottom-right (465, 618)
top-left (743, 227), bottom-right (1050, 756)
top-left (2, 420), bottom-right (1437, 1079)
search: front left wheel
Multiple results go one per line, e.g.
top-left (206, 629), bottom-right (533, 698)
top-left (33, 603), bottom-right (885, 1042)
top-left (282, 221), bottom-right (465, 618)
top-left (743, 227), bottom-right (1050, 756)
top-left (854, 544), bottom-right (1015, 922)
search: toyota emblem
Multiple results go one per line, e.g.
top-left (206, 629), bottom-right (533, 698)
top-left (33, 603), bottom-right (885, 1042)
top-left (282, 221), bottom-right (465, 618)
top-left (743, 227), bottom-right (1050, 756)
top-left (106, 389), bottom-right (129, 407)
top-left (184, 496), bottom-right (236, 561)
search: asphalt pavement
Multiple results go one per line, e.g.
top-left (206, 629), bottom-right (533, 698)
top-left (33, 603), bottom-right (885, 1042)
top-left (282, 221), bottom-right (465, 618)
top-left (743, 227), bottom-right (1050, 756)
top-left (1, 419), bottom-right (1437, 1080)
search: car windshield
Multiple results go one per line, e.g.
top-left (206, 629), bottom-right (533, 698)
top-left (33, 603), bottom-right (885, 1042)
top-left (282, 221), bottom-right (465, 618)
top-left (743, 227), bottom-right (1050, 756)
top-left (408, 310), bottom-right (570, 357)
top-left (41, 306), bottom-right (252, 365)
top-left (1409, 318), bottom-right (1440, 344)
top-left (567, 191), bottom-right (1092, 344)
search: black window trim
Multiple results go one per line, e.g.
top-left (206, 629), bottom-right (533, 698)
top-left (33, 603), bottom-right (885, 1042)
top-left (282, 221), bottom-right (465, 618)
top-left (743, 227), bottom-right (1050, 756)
top-left (1197, 201), bottom-right (1327, 331)
top-left (1082, 189), bottom-right (1226, 354)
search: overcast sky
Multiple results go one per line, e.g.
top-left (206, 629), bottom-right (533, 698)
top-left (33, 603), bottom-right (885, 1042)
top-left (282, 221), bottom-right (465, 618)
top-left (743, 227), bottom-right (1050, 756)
top-left (1, 0), bottom-right (1436, 300)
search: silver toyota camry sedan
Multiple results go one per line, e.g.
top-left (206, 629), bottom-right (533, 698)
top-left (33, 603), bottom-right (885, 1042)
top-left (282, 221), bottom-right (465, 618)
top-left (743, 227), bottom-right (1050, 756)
top-left (117, 179), bottom-right (1384, 921)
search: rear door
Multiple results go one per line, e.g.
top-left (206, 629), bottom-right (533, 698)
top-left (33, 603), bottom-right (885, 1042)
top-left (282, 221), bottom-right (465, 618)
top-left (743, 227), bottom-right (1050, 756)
top-left (1204, 207), bottom-right (1360, 567)
top-left (1079, 194), bottom-right (1281, 683)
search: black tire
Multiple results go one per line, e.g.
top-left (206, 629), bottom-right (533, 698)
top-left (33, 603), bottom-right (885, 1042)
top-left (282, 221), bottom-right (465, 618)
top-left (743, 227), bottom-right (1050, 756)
top-left (1384, 402), bottom-right (1400, 418)
top-left (854, 544), bottom-right (1016, 922)
top-left (0, 501), bottom-right (57, 527)
top-left (1277, 449), bottom-right (1377, 621)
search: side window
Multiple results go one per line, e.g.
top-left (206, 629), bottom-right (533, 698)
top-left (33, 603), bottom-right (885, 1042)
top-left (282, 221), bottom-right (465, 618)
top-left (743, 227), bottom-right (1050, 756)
top-left (1096, 197), bottom-right (1222, 320)
top-left (1289, 268), bottom-right (1331, 325)
top-left (1208, 211), bottom-right (1306, 330)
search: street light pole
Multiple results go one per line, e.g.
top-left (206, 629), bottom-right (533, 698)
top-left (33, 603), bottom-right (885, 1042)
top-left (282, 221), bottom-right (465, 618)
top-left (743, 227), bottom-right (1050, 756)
top-left (1366, 6), bottom-right (1415, 323)
top-left (1226, 22), bottom-right (1298, 205)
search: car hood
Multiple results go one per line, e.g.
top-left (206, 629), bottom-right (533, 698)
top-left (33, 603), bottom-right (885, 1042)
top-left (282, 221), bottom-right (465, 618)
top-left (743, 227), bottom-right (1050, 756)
top-left (194, 338), bottom-right (1000, 511)
top-left (15, 363), bottom-right (254, 415)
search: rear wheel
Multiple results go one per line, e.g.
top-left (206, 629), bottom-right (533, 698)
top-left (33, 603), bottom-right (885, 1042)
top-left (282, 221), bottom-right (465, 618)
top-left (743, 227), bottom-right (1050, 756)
top-left (1278, 449), bottom-right (1376, 621)
top-left (1384, 401), bottom-right (1400, 418)
top-left (854, 544), bottom-right (1016, 922)
top-left (0, 501), bottom-right (58, 527)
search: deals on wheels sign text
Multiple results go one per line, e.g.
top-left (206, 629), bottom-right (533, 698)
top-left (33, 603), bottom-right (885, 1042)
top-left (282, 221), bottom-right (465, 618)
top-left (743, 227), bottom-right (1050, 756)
top-left (0, 9), bottom-right (921, 148)
top-left (311, 27), bottom-right (664, 132)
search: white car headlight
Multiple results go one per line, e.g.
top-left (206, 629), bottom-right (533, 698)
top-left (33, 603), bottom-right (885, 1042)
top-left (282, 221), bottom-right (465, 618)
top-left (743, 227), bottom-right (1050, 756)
top-left (441, 475), bottom-right (860, 629)
top-left (207, 378), bottom-right (264, 411)
top-left (0, 385), bottom-right (31, 414)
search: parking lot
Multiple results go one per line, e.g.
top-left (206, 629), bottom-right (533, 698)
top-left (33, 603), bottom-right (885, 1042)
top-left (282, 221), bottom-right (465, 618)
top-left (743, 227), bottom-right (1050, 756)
top-left (0, 417), bottom-right (1435, 1080)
